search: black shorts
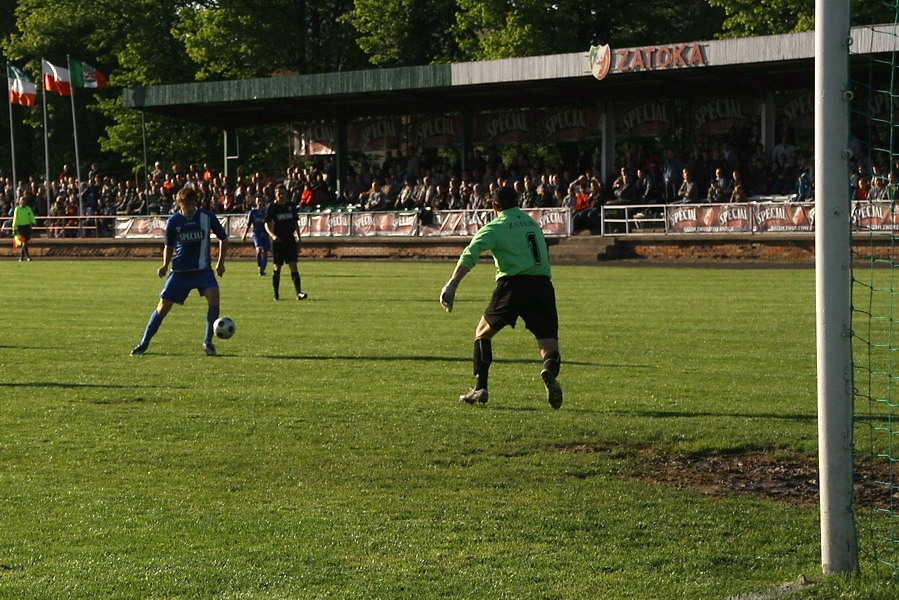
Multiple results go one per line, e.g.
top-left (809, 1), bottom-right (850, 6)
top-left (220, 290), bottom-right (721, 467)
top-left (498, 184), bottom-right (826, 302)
top-left (272, 237), bottom-right (299, 265)
top-left (15, 225), bottom-right (32, 241)
top-left (483, 275), bottom-right (558, 339)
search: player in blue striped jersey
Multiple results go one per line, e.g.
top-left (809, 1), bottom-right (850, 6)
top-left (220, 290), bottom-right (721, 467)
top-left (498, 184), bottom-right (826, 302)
top-left (131, 186), bottom-right (229, 356)
top-left (241, 196), bottom-right (270, 276)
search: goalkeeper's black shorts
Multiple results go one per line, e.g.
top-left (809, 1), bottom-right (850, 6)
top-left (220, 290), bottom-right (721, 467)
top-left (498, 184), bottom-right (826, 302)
top-left (483, 275), bottom-right (558, 339)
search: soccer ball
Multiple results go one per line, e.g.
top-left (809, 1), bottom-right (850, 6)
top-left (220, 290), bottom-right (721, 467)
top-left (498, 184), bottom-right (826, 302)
top-left (214, 317), bottom-right (236, 339)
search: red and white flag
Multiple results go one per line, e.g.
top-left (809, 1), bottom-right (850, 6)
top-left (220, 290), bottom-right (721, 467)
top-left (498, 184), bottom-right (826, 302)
top-left (42, 59), bottom-right (72, 95)
top-left (7, 64), bottom-right (36, 106)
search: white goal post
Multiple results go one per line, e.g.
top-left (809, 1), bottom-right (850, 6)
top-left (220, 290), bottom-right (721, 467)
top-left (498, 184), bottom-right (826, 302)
top-left (815, 0), bottom-right (857, 574)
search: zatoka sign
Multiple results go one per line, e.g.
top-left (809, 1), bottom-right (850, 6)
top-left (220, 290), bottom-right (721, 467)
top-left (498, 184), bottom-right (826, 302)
top-left (589, 42), bottom-right (706, 81)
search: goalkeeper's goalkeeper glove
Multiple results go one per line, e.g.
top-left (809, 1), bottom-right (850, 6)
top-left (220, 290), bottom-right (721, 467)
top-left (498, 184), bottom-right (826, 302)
top-left (440, 279), bottom-right (459, 312)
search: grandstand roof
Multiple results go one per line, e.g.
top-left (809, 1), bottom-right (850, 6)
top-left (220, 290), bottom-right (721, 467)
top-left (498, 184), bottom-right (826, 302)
top-left (122, 24), bottom-right (898, 128)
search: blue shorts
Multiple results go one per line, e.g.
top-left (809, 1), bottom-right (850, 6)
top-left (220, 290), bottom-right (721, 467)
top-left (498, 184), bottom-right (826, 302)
top-left (252, 232), bottom-right (271, 252)
top-left (160, 269), bottom-right (219, 305)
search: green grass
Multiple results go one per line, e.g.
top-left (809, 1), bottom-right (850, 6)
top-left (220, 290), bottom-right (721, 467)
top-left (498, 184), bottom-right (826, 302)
top-left (0, 259), bottom-right (892, 599)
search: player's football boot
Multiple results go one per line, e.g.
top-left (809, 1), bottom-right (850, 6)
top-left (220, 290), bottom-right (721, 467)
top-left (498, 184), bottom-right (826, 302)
top-left (541, 370), bottom-right (563, 409)
top-left (459, 387), bottom-right (488, 405)
top-left (203, 342), bottom-right (217, 356)
top-left (259, 269), bottom-right (266, 276)
top-left (130, 344), bottom-right (147, 356)
top-left (296, 292), bottom-right (308, 300)
top-left (273, 293), bottom-right (279, 301)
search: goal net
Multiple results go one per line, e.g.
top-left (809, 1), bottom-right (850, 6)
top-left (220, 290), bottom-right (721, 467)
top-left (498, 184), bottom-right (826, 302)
top-left (849, 20), bottom-right (899, 578)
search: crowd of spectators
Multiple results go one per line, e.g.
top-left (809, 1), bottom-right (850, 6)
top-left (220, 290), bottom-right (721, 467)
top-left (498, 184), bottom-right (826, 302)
top-left (4, 124), bottom-right (897, 237)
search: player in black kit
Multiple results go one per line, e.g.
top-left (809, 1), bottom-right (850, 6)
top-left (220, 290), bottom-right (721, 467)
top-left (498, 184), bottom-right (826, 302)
top-left (264, 184), bottom-right (308, 301)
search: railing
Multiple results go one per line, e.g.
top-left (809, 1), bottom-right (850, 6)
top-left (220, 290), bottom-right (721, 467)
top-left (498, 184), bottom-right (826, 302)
top-left (600, 200), bottom-right (818, 235)
top-left (1, 215), bottom-right (120, 239)
top-left (8, 200), bottom-right (892, 240)
top-left (114, 208), bottom-right (574, 240)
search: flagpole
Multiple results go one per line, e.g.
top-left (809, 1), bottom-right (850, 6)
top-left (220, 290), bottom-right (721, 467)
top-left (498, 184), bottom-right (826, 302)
top-left (7, 63), bottom-right (19, 206)
top-left (41, 60), bottom-right (51, 216)
top-left (67, 55), bottom-right (83, 233)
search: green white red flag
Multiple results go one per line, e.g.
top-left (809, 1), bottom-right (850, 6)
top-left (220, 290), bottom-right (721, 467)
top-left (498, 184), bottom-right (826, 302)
top-left (7, 64), bottom-right (36, 106)
top-left (68, 58), bottom-right (107, 88)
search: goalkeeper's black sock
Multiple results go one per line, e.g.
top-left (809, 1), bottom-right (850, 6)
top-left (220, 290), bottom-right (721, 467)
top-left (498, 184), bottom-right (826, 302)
top-left (272, 270), bottom-right (281, 297)
top-left (542, 351), bottom-right (561, 379)
top-left (473, 338), bottom-right (492, 389)
top-left (291, 271), bottom-right (302, 294)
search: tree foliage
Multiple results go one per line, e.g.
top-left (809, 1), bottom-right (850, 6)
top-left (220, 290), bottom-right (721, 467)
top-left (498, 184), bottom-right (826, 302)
top-left (0, 0), bottom-right (894, 179)
top-left (173, 0), bottom-right (367, 79)
top-left (340, 0), bottom-right (462, 66)
top-left (709, 0), bottom-right (893, 37)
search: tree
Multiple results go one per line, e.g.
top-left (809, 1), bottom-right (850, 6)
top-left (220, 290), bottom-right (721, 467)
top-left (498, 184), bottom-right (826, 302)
top-left (708, 0), bottom-right (894, 38)
top-left (173, 0), bottom-right (367, 78)
top-left (347, 0), bottom-right (726, 65)
top-left (341, 0), bottom-right (462, 66)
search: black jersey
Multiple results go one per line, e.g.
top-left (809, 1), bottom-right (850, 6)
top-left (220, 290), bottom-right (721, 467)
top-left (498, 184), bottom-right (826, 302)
top-left (265, 201), bottom-right (299, 239)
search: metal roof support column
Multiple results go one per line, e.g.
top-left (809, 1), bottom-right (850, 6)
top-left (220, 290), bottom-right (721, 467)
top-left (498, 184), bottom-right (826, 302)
top-left (461, 111), bottom-right (474, 177)
top-left (335, 117), bottom-right (348, 200)
top-left (223, 128), bottom-right (239, 182)
top-left (762, 92), bottom-right (777, 159)
top-left (600, 101), bottom-right (615, 184)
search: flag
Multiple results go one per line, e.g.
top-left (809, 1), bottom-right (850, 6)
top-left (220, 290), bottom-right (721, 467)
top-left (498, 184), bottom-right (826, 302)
top-left (42, 59), bottom-right (72, 95)
top-left (13, 234), bottom-right (24, 248)
top-left (7, 64), bottom-right (37, 106)
top-left (68, 58), bottom-right (107, 88)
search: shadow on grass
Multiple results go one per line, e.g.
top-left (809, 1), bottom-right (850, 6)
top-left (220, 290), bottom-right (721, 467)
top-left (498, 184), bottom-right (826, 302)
top-left (259, 354), bottom-right (607, 368)
top-left (0, 382), bottom-right (181, 390)
top-left (613, 409), bottom-right (816, 421)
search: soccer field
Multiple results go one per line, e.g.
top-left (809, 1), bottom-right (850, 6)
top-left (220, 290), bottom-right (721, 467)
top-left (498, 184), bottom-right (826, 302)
top-left (0, 259), bottom-right (890, 599)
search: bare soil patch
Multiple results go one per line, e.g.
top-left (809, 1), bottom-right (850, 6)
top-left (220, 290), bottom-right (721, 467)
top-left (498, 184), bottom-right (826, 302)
top-left (560, 444), bottom-right (896, 508)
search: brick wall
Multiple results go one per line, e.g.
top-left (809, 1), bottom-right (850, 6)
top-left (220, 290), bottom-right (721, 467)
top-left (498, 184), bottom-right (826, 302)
top-left (2, 235), bottom-right (896, 263)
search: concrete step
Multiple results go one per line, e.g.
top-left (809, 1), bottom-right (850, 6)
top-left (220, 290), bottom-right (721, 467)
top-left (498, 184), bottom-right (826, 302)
top-left (550, 234), bottom-right (615, 264)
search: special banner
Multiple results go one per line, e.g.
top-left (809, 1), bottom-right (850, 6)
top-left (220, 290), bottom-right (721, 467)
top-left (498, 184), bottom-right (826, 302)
top-left (352, 212), bottom-right (419, 237)
top-left (115, 216), bottom-right (169, 239)
top-left (524, 208), bottom-right (572, 237)
top-left (852, 200), bottom-right (899, 231)
top-left (228, 215), bottom-right (249, 239)
top-left (754, 202), bottom-right (815, 232)
top-left (420, 210), bottom-right (494, 237)
top-left (666, 202), bottom-right (814, 233)
top-left (298, 212), bottom-right (353, 237)
top-left (665, 204), bottom-right (753, 233)
top-left (420, 208), bottom-right (570, 237)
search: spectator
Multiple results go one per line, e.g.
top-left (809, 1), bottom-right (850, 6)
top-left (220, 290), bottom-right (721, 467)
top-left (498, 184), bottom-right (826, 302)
top-left (772, 135), bottom-right (797, 168)
top-left (714, 167), bottom-right (731, 198)
top-left (519, 177), bottom-right (538, 208)
top-left (610, 171), bottom-right (638, 204)
top-left (706, 180), bottom-right (722, 203)
top-left (571, 182), bottom-right (598, 232)
top-left (360, 178), bottom-right (386, 211)
top-left (675, 168), bottom-right (700, 204)
top-left (729, 171), bottom-right (748, 203)
top-left (795, 172), bottom-right (813, 202)
top-left (635, 167), bottom-right (656, 204)
top-left (853, 176), bottom-right (870, 200)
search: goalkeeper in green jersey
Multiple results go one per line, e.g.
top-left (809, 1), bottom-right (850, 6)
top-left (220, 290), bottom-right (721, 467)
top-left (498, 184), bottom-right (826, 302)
top-left (440, 186), bottom-right (562, 409)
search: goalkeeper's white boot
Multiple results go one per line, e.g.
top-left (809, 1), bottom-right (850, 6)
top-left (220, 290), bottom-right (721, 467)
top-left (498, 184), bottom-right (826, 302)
top-left (541, 370), bottom-right (563, 409)
top-left (460, 387), bottom-right (488, 405)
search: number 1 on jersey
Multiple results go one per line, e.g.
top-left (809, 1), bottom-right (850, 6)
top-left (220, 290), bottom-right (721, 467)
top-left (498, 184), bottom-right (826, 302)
top-left (527, 232), bottom-right (542, 265)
